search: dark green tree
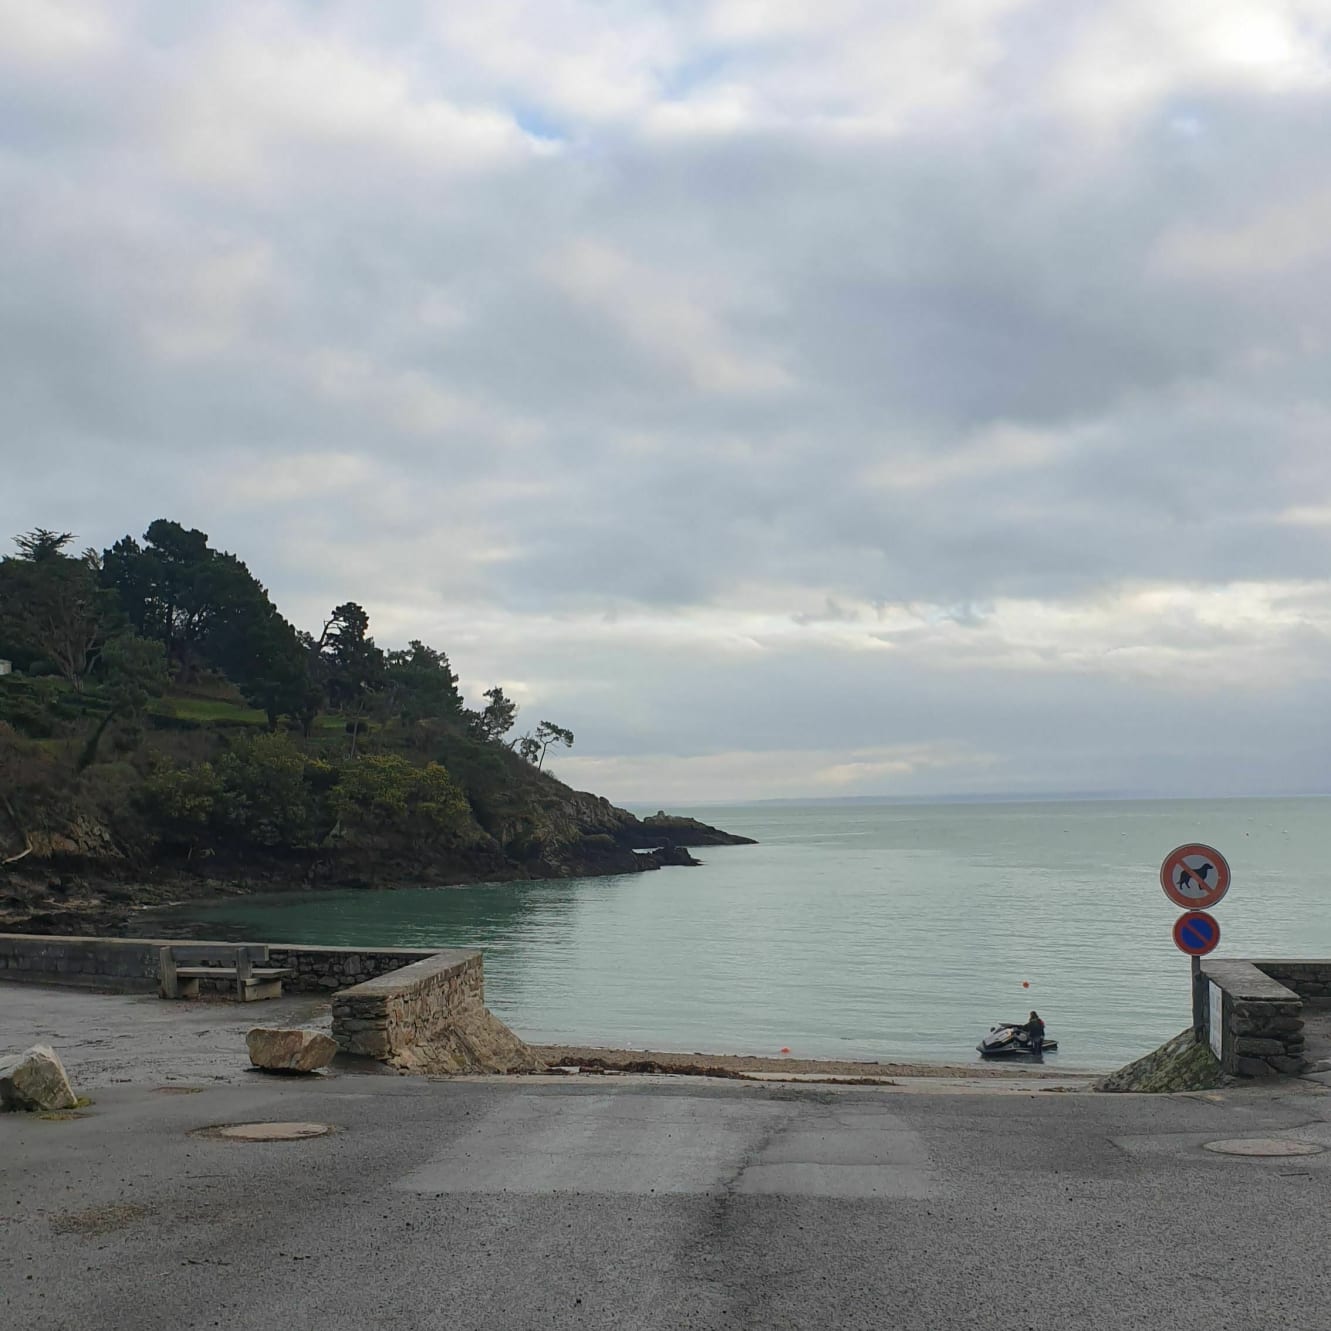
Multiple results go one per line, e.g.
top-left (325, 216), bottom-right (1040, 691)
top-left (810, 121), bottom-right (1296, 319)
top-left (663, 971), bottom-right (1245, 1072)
top-left (315, 602), bottom-right (386, 757)
top-left (237, 620), bottom-right (320, 732)
top-left (102, 521), bottom-right (212, 663)
top-left (471, 686), bottom-right (517, 742)
top-left (516, 720), bottom-right (574, 771)
top-left (13, 529), bottom-right (76, 562)
top-left (385, 640), bottom-right (462, 723)
top-left (101, 520), bottom-right (283, 684)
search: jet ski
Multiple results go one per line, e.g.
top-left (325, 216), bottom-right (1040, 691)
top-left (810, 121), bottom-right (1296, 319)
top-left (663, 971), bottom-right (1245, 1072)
top-left (977, 1022), bottom-right (1058, 1059)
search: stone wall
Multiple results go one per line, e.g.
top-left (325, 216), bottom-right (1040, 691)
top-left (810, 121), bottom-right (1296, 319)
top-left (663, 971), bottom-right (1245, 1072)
top-left (1253, 961), bottom-right (1331, 1001)
top-left (331, 949), bottom-right (484, 1058)
top-left (265, 945), bottom-right (436, 994)
top-left (330, 950), bottom-right (537, 1073)
top-left (1199, 958), bottom-right (1306, 1077)
top-left (0, 934), bottom-right (163, 991)
top-left (0, 932), bottom-right (434, 996)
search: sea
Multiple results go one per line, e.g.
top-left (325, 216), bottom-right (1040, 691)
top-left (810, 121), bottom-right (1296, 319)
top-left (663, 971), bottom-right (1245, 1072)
top-left (140, 797), bottom-right (1331, 1071)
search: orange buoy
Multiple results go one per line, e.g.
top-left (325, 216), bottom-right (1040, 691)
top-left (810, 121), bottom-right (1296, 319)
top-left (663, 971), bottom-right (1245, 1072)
top-left (1022, 981), bottom-right (1030, 989)
top-left (780, 1047), bottom-right (791, 1054)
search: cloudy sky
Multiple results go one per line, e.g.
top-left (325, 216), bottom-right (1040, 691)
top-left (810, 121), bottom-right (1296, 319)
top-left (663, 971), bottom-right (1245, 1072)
top-left (5, 0), bottom-right (1331, 804)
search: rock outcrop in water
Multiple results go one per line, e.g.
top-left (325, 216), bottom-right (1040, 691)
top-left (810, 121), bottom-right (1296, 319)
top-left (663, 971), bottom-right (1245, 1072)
top-left (640, 813), bottom-right (758, 847)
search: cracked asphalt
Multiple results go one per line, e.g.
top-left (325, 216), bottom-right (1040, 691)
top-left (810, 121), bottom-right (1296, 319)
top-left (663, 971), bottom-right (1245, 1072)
top-left (6, 986), bottom-right (1331, 1330)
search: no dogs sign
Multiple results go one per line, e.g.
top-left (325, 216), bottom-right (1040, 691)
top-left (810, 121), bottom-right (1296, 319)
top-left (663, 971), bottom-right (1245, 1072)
top-left (1160, 843), bottom-right (1231, 911)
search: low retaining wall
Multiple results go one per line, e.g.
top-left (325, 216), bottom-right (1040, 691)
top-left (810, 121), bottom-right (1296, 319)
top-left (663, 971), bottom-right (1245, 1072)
top-left (0, 932), bottom-right (436, 995)
top-left (0, 934), bottom-right (164, 992)
top-left (1252, 961), bottom-right (1331, 1001)
top-left (329, 948), bottom-right (536, 1073)
top-left (260, 945), bottom-right (436, 993)
top-left (1196, 959), bottom-right (1305, 1078)
top-left (331, 948), bottom-right (484, 1059)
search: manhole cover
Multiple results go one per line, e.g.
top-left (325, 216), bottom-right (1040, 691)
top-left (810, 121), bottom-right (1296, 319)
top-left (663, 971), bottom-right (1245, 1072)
top-left (1203, 1138), bottom-right (1324, 1158)
top-left (208, 1122), bottom-right (333, 1142)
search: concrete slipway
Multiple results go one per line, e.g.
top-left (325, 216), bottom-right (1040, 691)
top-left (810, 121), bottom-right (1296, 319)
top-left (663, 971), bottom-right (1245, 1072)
top-left (5, 982), bottom-right (1331, 1331)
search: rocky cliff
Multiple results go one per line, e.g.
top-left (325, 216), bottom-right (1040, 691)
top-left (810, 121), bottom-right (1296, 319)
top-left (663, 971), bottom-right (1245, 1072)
top-left (0, 767), bottom-right (750, 936)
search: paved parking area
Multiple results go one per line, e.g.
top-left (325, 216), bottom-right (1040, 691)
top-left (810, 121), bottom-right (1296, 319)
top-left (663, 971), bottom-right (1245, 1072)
top-left (2, 981), bottom-right (333, 1086)
top-left (6, 981), bottom-right (1331, 1331)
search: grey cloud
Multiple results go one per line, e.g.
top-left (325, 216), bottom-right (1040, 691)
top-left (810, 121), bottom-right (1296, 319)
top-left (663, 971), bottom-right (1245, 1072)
top-left (5, 2), bottom-right (1331, 798)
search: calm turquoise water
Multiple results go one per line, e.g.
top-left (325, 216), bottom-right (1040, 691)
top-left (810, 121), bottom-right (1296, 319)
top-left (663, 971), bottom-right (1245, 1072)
top-left (142, 798), bottom-right (1331, 1069)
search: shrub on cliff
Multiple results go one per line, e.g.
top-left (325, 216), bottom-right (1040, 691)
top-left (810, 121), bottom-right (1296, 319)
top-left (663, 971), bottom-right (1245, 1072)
top-left (141, 762), bottom-right (223, 851)
top-left (329, 753), bottom-right (470, 845)
top-left (213, 733), bottom-right (330, 847)
top-left (142, 733), bottom-right (331, 852)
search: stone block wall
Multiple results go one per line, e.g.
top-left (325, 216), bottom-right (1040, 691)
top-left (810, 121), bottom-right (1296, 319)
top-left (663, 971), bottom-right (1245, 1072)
top-left (1200, 958), bottom-right (1306, 1077)
top-left (1253, 961), bottom-right (1331, 1001)
top-left (266, 945), bottom-right (437, 994)
top-left (331, 949), bottom-right (484, 1060)
top-left (0, 932), bottom-right (435, 996)
top-left (0, 934), bottom-right (162, 991)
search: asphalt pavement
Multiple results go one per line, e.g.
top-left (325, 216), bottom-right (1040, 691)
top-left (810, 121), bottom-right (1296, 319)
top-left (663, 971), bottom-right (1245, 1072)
top-left (6, 1007), bottom-right (1331, 1330)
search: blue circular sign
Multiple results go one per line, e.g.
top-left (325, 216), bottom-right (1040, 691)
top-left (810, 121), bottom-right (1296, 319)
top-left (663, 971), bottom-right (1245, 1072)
top-left (1173, 910), bottom-right (1221, 957)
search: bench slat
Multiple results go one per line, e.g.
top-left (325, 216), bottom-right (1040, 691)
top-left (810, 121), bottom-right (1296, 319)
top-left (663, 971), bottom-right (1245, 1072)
top-left (169, 945), bottom-right (268, 964)
top-left (174, 967), bottom-right (294, 980)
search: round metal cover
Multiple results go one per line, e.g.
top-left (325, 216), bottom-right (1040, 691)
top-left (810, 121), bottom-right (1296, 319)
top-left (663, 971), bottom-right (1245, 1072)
top-left (214, 1121), bottom-right (332, 1141)
top-left (1203, 1138), bottom-right (1323, 1157)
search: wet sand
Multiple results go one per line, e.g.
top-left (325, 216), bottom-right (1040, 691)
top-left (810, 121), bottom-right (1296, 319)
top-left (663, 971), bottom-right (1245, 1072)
top-left (532, 1044), bottom-right (1080, 1080)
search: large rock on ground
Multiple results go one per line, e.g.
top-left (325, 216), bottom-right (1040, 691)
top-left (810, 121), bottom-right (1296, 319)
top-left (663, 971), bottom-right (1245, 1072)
top-left (0, 1045), bottom-right (78, 1111)
top-left (246, 1028), bottom-right (338, 1073)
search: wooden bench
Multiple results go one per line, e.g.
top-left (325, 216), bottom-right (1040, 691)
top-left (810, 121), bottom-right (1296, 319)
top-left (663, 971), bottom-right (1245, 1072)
top-left (158, 945), bottom-right (294, 1002)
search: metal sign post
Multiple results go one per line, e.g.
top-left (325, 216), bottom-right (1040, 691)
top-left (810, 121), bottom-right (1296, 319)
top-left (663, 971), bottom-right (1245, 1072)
top-left (1162, 844), bottom-right (1231, 1045)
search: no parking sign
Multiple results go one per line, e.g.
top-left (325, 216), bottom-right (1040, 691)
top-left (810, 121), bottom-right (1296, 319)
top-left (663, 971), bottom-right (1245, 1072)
top-left (1173, 910), bottom-right (1221, 957)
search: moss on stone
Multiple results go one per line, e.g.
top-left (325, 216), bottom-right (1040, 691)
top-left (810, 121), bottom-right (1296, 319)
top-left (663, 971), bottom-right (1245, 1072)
top-left (1095, 1028), bottom-right (1223, 1093)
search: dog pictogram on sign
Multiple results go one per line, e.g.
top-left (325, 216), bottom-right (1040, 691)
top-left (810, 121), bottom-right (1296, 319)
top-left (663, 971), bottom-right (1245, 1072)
top-left (1160, 843), bottom-right (1230, 910)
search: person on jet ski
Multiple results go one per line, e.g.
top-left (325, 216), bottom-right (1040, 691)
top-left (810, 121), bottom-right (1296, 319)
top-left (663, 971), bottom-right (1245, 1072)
top-left (1025, 1011), bottom-right (1045, 1059)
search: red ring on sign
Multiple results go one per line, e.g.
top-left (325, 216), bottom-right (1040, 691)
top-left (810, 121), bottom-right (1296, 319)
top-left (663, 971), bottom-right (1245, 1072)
top-left (1160, 843), bottom-right (1230, 909)
top-left (1173, 910), bottom-right (1221, 957)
